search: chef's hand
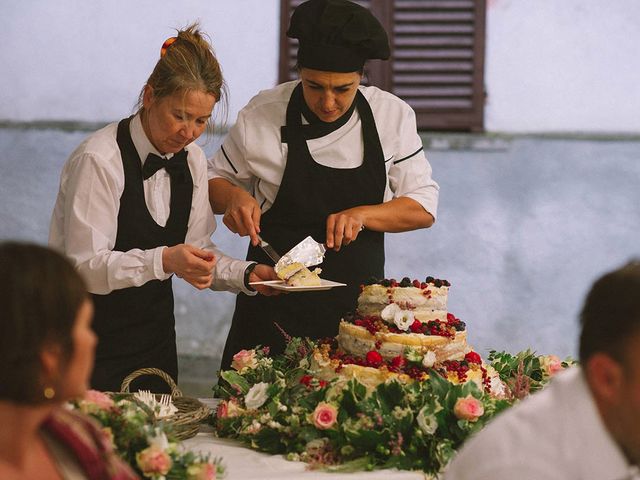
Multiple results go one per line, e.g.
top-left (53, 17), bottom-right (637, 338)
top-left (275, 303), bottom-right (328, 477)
top-left (222, 188), bottom-right (262, 247)
top-left (325, 207), bottom-right (366, 252)
top-left (249, 264), bottom-right (282, 296)
top-left (163, 244), bottom-right (216, 289)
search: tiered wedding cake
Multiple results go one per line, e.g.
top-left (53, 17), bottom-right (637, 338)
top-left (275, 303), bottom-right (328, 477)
top-left (312, 276), bottom-right (500, 392)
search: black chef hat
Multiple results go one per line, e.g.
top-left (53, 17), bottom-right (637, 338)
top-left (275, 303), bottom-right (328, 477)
top-left (287, 0), bottom-right (390, 73)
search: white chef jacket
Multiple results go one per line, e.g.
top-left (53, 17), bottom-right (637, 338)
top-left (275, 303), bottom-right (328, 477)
top-left (208, 81), bottom-right (439, 218)
top-left (49, 114), bottom-right (254, 295)
top-left (443, 367), bottom-right (639, 480)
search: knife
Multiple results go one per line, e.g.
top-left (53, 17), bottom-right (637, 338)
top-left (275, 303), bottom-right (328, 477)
top-left (256, 234), bottom-right (281, 264)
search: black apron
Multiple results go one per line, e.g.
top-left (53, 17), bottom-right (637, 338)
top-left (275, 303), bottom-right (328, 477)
top-left (91, 117), bottom-right (193, 393)
top-left (220, 84), bottom-right (386, 369)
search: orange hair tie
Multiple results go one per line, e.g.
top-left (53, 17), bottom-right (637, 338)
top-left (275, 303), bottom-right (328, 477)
top-left (160, 37), bottom-right (177, 57)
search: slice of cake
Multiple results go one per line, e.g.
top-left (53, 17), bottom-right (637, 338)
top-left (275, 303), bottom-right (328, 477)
top-left (276, 262), bottom-right (322, 287)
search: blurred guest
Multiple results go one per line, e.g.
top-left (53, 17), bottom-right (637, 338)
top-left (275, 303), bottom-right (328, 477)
top-left (49, 23), bottom-right (278, 393)
top-left (0, 242), bottom-right (137, 479)
top-left (443, 260), bottom-right (640, 480)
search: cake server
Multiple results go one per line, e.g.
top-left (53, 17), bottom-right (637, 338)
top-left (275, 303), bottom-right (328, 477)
top-left (256, 234), bottom-right (281, 264)
top-left (275, 236), bottom-right (326, 273)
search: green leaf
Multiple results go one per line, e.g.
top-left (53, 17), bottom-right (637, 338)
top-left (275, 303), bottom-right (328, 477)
top-left (374, 380), bottom-right (405, 413)
top-left (219, 370), bottom-right (251, 394)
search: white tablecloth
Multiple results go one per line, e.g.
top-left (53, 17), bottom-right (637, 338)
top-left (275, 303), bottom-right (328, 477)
top-left (183, 399), bottom-right (428, 480)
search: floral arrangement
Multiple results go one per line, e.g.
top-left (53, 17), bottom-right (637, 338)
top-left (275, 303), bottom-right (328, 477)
top-left (213, 338), bottom-right (570, 476)
top-left (72, 390), bottom-right (224, 480)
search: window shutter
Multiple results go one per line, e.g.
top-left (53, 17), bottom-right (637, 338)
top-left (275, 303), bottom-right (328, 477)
top-left (393, 0), bottom-right (486, 131)
top-left (279, 0), bottom-right (486, 131)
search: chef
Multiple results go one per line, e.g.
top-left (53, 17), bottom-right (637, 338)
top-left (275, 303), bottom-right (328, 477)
top-left (209, 0), bottom-right (439, 368)
top-left (49, 24), bottom-right (278, 393)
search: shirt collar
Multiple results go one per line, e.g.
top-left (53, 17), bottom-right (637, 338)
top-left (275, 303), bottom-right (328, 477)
top-left (563, 368), bottom-right (635, 480)
top-left (130, 113), bottom-right (174, 165)
top-left (299, 89), bottom-right (358, 133)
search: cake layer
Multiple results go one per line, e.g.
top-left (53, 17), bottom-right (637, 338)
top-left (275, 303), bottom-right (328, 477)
top-left (338, 321), bottom-right (468, 361)
top-left (310, 346), bottom-right (494, 392)
top-left (357, 284), bottom-right (449, 322)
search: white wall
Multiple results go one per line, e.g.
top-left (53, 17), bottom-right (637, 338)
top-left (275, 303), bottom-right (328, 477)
top-left (2, 1), bottom-right (638, 132)
top-left (2, 0), bottom-right (279, 124)
top-left (485, 0), bottom-right (640, 133)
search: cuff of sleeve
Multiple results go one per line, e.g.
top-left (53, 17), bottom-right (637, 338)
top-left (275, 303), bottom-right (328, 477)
top-left (405, 194), bottom-right (438, 222)
top-left (243, 262), bottom-right (258, 292)
top-left (153, 246), bottom-right (173, 280)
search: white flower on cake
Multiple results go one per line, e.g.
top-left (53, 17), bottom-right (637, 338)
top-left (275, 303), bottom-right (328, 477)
top-left (381, 303), bottom-right (401, 322)
top-left (422, 350), bottom-right (437, 368)
top-left (393, 310), bottom-right (415, 331)
top-left (245, 382), bottom-right (270, 409)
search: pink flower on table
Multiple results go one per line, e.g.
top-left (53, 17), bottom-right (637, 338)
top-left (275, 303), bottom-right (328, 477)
top-left (541, 354), bottom-right (563, 376)
top-left (231, 349), bottom-right (258, 372)
top-left (216, 400), bottom-right (228, 419)
top-left (136, 445), bottom-right (172, 477)
top-left (217, 398), bottom-right (242, 419)
top-left (453, 395), bottom-right (484, 422)
top-left (186, 462), bottom-right (217, 480)
top-left (84, 390), bottom-right (114, 410)
top-left (312, 402), bottom-right (338, 430)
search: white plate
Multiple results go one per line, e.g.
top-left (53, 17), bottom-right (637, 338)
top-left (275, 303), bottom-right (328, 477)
top-left (249, 279), bottom-right (347, 292)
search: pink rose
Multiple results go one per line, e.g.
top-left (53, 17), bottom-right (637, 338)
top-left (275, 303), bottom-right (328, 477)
top-left (542, 354), bottom-right (563, 376)
top-left (216, 400), bottom-right (228, 419)
top-left (312, 402), bottom-right (338, 430)
top-left (231, 349), bottom-right (257, 372)
top-left (217, 398), bottom-right (242, 419)
top-left (136, 445), bottom-right (172, 476)
top-left (84, 390), bottom-right (114, 410)
top-left (453, 395), bottom-right (484, 422)
top-left (187, 462), bottom-right (217, 480)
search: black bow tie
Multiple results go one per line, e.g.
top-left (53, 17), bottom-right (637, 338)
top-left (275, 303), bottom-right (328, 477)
top-left (142, 152), bottom-right (188, 182)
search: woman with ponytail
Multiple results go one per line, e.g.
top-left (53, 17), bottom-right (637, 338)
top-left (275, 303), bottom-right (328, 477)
top-left (50, 23), bottom-right (278, 393)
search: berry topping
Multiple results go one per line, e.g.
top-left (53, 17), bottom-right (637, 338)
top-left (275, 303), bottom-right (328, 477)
top-left (366, 350), bottom-right (383, 367)
top-left (464, 351), bottom-right (482, 364)
top-left (391, 355), bottom-right (406, 368)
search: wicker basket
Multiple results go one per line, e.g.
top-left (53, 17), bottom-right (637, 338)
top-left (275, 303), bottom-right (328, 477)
top-left (119, 367), bottom-right (211, 440)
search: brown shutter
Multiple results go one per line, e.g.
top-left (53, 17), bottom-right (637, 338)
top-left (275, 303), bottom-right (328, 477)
top-left (393, 0), bottom-right (486, 131)
top-left (279, 0), bottom-right (486, 131)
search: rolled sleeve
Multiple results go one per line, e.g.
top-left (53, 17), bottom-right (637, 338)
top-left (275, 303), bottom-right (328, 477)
top-left (387, 105), bottom-right (439, 220)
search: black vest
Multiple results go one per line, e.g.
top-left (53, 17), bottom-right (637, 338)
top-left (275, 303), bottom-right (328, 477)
top-left (90, 117), bottom-right (193, 392)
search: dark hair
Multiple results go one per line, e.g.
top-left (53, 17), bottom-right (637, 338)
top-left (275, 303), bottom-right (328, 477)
top-left (136, 22), bottom-right (228, 135)
top-left (0, 242), bottom-right (88, 403)
top-left (579, 260), bottom-right (640, 363)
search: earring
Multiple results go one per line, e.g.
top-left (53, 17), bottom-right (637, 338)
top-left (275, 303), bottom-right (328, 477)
top-left (44, 387), bottom-right (55, 400)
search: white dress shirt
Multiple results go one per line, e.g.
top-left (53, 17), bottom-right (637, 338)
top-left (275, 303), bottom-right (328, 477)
top-left (208, 81), bottom-right (439, 218)
top-left (443, 367), bottom-right (639, 480)
top-left (49, 114), bottom-right (253, 295)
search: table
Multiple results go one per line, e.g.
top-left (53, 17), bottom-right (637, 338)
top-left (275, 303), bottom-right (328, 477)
top-left (182, 399), bottom-right (429, 480)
